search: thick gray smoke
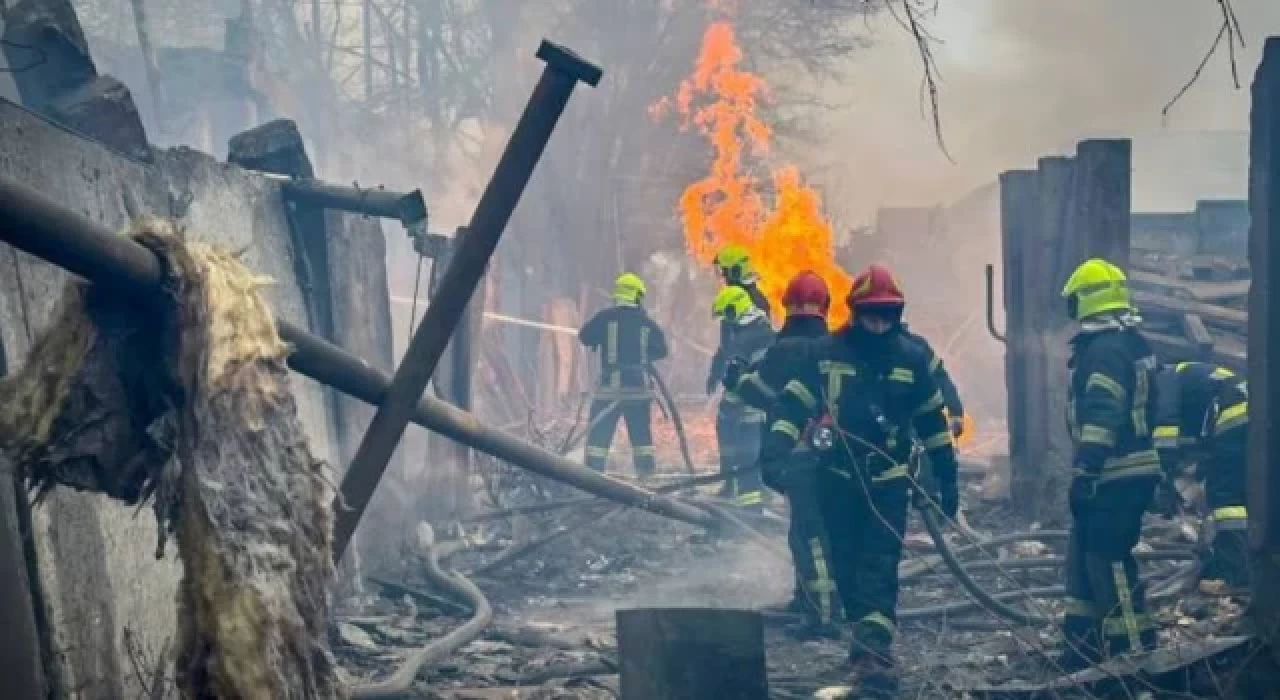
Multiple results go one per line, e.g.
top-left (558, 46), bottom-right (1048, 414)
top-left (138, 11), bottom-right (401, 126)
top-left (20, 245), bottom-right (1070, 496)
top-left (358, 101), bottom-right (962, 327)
top-left (803, 0), bottom-right (1280, 224)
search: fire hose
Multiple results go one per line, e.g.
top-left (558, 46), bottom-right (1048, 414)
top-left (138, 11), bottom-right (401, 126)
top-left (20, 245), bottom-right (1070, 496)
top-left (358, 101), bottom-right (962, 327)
top-left (645, 365), bottom-right (698, 475)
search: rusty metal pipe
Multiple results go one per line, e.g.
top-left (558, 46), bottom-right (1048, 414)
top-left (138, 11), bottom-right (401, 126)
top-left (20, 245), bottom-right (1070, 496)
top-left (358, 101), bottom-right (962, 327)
top-left (332, 40), bottom-right (603, 558)
top-left (984, 263), bottom-right (1006, 344)
top-left (0, 176), bottom-right (717, 533)
top-left (280, 179), bottom-right (427, 228)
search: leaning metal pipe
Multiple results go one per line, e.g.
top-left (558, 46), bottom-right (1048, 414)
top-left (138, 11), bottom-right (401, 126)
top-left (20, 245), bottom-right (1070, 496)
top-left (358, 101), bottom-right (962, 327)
top-left (280, 179), bottom-right (427, 227)
top-left (0, 175), bottom-right (717, 533)
top-left (334, 41), bottom-right (604, 559)
top-left (984, 263), bottom-right (1006, 344)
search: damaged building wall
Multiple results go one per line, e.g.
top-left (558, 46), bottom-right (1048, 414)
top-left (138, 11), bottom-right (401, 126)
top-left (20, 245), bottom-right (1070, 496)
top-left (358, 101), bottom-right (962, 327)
top-left (0, 98), bottom-right (394, 697)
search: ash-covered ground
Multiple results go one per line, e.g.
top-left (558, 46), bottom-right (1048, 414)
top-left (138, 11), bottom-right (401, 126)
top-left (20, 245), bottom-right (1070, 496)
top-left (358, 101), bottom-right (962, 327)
top-left (332, 469), bottom-right (1250, 699)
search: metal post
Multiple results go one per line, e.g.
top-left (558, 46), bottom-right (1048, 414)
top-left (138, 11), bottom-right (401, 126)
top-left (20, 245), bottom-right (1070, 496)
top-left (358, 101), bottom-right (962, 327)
top-left (279, 180), bottom-right (427, 228)
top-left (0, 173), bottom-right (714, 532)
top-left (331, 41), bottom-right (601, 557)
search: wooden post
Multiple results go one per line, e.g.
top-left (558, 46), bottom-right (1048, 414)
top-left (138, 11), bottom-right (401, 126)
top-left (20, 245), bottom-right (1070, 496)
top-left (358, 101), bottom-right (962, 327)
top-left (999, 169), bottom-right (1038, 509)
top-left (1248, 36), bottom-right (1280, 656)
top-left (617, 608), bottom-right (768, 700)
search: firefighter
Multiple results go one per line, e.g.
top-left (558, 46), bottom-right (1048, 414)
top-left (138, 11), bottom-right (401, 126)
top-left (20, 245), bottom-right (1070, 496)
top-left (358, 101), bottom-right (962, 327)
top-left (579, 272), bottom-right (669, 477)
top-left (759, 263), bottom-right (959, 695)
top-left (1152, 362), bottom-right (1250, 592)
top-left (901, 323), bottom-right (967, 437)
top-left (1058, 258), bottom-right (1163, 671)
top-left (714, 244), bottom-right (772, 316)
top-left (708, 285), bottom-right (775, 506)
top-left (724, 271), bottom-right (840, 635)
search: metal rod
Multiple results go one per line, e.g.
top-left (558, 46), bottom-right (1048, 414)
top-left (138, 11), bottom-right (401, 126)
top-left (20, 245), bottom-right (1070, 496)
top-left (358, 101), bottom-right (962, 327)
top-left (280, 179), bottom-right (427, 227)
top-left (984, 263), bottom-right (1006, 344)
top-left (0, 175), bottom-right (716, 533)
top-left (332, 40), bottom-right (603, 558)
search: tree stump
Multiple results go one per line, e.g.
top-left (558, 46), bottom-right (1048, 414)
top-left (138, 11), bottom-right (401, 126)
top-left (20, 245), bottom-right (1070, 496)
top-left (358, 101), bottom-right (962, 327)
top-left (617, 607), bottom-right (768, 700)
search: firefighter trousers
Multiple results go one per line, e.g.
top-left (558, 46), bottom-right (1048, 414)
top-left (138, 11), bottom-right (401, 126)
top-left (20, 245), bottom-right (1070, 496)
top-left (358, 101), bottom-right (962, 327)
top-left (1063, 477), bottom-right (1159, 665)
top-left (816, 465), bottom-right (909, 662)
top-left (781, 463), bottom-right (841, 625)
top-left (716, 401), bottom-right (764, 505)
top-left (584, 397), bottom-right (655, 476)
top-left (1201, 428), bottom-right (1249, 588)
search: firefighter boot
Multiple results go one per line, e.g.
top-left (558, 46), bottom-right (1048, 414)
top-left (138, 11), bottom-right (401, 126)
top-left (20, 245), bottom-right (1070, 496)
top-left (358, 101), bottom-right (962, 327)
top-left (847, 653), bottom-right (898, 700)
top-left (1053, 614), bottom-right (1102, 673)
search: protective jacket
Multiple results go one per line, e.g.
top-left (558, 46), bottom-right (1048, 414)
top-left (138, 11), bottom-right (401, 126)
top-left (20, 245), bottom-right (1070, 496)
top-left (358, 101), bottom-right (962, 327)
top-left (731, 315), bottom-right (828, 412)
top-left (579, 305), bottom-right (669, 399)
top-left (1067, 318), bottom-right (1162, 484)
top-left (901, 324), bottom-right (964, 419)
top-left (709, 313), bottom-right (775, 399)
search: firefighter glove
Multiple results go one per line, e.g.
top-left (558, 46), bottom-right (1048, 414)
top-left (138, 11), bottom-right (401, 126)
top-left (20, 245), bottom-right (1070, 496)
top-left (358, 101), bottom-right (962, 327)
top-left (1068, 469), bottom-right (1098, 516)
top-left (722, 356), bottom-right (747, 391)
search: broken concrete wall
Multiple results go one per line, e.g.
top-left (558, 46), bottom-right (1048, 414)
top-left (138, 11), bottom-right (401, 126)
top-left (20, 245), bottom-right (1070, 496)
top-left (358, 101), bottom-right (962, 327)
top-left (0, 97), bottom-right (392, 697)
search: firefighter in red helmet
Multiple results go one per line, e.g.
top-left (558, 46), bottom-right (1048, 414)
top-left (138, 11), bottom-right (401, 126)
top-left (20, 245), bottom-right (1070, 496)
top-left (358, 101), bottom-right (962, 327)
top-left (725, 271), bottom-right (841, 636)
top-left (757, 263), bottom-right (959, 695)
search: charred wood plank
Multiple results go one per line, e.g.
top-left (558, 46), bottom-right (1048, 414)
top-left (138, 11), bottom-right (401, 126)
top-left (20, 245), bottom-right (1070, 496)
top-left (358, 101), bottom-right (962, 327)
top-left (616, 608), bottom-right (767, 700)
top-left (1132, 289), bottom-right (1247, 331)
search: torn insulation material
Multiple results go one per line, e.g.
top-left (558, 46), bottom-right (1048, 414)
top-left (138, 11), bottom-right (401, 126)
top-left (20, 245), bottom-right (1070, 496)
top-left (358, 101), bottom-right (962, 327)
top-left (0, 218), bottom-right (345, 699)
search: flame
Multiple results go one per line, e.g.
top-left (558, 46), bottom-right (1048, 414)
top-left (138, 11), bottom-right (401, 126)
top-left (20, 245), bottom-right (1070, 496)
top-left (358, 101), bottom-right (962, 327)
top-left (654, 20), bottom-right (854, 328)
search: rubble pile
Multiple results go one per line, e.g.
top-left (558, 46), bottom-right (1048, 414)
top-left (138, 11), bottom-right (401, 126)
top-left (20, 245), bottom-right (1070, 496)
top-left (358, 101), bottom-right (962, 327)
top-left (333, 473), bottom-right (1249, 698)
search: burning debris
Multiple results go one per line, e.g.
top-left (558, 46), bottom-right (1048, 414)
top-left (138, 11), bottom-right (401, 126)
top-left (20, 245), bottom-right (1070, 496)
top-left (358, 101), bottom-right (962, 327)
top-left (0, 219), bottom-right (342, 699)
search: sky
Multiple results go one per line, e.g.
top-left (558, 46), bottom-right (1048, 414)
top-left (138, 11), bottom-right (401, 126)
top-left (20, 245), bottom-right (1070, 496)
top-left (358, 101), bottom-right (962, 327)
top-left (803, 0), bottom-right (1280, 223)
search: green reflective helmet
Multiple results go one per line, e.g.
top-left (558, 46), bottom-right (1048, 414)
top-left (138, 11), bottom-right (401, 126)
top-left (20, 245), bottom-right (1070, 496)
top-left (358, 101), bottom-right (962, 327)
top-left (1061, 258), bottom-right (1132, 320)
top-left (712, 285), bottom-right (754, 321)
top-left (613, 272), bottom-right (647, 305)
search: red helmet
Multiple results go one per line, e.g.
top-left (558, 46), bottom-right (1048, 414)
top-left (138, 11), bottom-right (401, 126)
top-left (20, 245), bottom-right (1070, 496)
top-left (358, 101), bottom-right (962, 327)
top-left (847, 263), bottom-right (905, 308)
top-left (782, 271), bottom-right (831, 316)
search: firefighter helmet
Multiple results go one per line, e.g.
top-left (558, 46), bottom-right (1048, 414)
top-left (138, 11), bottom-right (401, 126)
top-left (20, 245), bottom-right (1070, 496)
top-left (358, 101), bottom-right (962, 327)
top-left (847, 263), bottom-right (905, 309)
top-left (1061, 258), bottom-right (1131, 320)
top-left (712, 285), bottom-right (754, 321)
top-left (782, 270), bottom-right (831, 316)
top-left (714, 244), bottom-right (755, 284)
top-left (613, 272), bottom-right (647, 305)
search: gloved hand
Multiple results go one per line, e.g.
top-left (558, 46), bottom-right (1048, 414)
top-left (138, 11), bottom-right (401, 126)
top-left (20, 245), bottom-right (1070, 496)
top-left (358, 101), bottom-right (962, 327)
top-left (1068, 468), bottom-right (1099, 517)
top-left (949, 414), bottom-right (966, 438)
top-left (722, 356), bottom-right (747, 392)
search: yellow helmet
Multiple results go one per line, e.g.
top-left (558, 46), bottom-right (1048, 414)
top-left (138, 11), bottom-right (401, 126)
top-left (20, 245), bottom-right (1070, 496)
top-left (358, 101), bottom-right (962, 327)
top-left (712, 285), bottom-right (754, 321)
top-left (613, 272), bottom-right (647, 305)
top-left (714, 244), bottom-right (754, 283)
top-left (1061, 258), bottom-right (1131, 320)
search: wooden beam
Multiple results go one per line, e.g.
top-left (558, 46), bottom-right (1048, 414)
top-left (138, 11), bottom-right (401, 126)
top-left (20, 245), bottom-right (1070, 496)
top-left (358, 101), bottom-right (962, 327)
top-left (1132, 290), bottom-right (1247, 330)
top-left (1248, 36), bottom-right (1280, 653)
top-left (1180, 313), bottom-right (1214, 359)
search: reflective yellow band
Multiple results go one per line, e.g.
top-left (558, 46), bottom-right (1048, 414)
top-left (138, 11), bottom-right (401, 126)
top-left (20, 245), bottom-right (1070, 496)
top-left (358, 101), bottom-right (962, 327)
top-left (914, 390), bottom-right (945, 416)
top-left (783, 380), bottom-right (819, 411)
top-left (859, 611), bottom-right (896, 636)
top-left (872, 464), bottom-right (909, 482)
top-left (1210, 367), bottom-right (1236, 380)
top-left (1212, 506), bottom-right (1248, 521)
top-left (586, 447), bottom-right (609, 457)
top-left (889, 367), bottom-right (914, 383)
top-left (722, 391), bottom-right (743, 404)
top-left (921, 431), bottom-right (953, 450)
top-left (929, 355), bottom-right (941, 373)
top-left (1215, 401), bottom-right (1248, 433)
top-left (772, 420), bottom-right (800, 440)
top-left (808, 538), bottom-right (836, 624)
top-left (1102, 613), bottom-right (1156, 637)
top-left (1153, 424), bottom-right (1180, 449)
top-left (606, 321), bottom-right (618, 365)
top-left (1080, 424), bottom-right (1117, 447)
top-left (734, 490), bottom-right (763, 506)
top-left (1153, 425), bottom-right (1179, 438)
top-left (1097, 449), bottom-right (1162, 484)
top-left (633, 446), bottom-right (656, 456)
top-left (1110, 562), bottom-right (1141, 651)
top-left (740, 373), bottom-right (777, 400)
top-left (819, 360), bottom-right (857, 376)
top-left (1085, 372), bottom-right (1126, 400)
top-left (741, 412), bottom-right (767, 424)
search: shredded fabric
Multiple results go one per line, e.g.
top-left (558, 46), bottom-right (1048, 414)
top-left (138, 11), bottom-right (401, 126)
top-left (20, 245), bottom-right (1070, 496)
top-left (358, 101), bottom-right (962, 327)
top-left (0, 218), bottom-right (345, 699)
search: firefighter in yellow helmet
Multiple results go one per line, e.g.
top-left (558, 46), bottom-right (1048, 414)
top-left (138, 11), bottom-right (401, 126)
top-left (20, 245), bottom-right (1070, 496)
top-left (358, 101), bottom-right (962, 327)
top-left (578, 273), bottom-right (669, 476)
top-left (714, 245), bottom-right (772, 317)
top-left (1057, 258), bottom-right (1162, 670)
top-left (708, 285), bottom-right (775, 506)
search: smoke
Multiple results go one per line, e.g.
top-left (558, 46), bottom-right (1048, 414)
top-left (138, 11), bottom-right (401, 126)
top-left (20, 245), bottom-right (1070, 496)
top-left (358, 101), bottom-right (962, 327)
top-left (803, 0), bottom-right (1280, 224)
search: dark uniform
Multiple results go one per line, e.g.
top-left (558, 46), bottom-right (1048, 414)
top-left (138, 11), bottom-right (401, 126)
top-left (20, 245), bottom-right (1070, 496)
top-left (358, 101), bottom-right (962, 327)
top-left (730, 314), bottom-right (839, 629)
top-left (709, 309), bottom-right (775, 504)
top-left (902, 324), bottom-right (964, 422)
top-left (761, 326), bottom-right (958, 674)
top-left (579, 304), bottom-right (669, 476)
top-left (1152, 362), bottom-right (1249, 589)
top-left (1062, 317), bottom-right (1163, 665)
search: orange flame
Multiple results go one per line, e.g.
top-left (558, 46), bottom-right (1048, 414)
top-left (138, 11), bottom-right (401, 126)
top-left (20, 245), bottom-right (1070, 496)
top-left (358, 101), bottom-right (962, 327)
top-left (654, 20), bottom-right (854, 328)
